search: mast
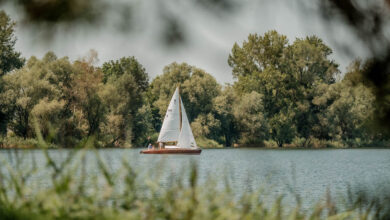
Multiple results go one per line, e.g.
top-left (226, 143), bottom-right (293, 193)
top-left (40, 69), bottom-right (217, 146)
top-left (178, 86), bottom-right (182, 131)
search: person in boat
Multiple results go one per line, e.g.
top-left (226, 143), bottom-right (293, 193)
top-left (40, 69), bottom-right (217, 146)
top-left (159, 142), bottom-right (163, 149)
top-left (147, 143), bottom-right (153, 150)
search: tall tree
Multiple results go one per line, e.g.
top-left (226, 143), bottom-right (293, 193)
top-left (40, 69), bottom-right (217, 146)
top-left (313, 81), bottom-right (375, 142)
top-left (0, 11), bottom-right (25, 135)
top-left (0, 53), bottom-right (62, 138)
top-left (101, 57), bottom-right (151, 147)
top-left (102, 56), bottom-right (148, 91)
top-left (228, 31), bottom-right (339, 146)
top-left (213, 86), bottom-right (237, 146)
top-left (71, 53), bottom-right (106, 137)
top-left (228, 30), bottom-right (288, 80)
top-left (233, 91), bottom-right (268, 145)
top-left (0, 10), bottom-right (24, 76)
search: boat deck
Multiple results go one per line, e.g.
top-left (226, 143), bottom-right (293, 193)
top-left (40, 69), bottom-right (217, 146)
top-left (140, 148), bottom-right (201, 155)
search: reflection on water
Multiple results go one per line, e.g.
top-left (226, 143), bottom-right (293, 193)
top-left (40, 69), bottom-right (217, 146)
top-left (1, 148), bottom-right (390, 208)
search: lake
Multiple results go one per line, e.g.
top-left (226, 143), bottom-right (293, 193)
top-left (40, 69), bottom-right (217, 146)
top-left (1, 148), bottom-right (390, 209)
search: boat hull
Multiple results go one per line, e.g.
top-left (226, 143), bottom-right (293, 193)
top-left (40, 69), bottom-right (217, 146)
top-left (140, 148), bottom-right (201, 155)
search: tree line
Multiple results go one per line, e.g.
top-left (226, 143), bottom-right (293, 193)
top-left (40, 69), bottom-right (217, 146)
top-left (0, 11), bottom-right (388, 148)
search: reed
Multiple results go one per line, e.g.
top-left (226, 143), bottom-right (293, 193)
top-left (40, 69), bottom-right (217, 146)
top-left (0, 146), bottom-right (389, 220)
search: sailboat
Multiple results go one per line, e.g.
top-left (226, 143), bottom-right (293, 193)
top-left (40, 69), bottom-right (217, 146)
top-left (140, 87), bottom-right (202, 155)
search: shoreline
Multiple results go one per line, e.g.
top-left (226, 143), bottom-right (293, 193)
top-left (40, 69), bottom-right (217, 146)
top-left (1, 145), bottom-right (390, 150)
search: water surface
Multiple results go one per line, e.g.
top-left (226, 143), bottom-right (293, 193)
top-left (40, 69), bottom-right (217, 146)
top-left (1, 148), bottom-right (389, 208)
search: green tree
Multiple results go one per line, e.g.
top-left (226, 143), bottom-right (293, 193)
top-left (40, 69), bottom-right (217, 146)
top-left (0, 10), bottom-right (24, 76)
top-left (228, 31), bottom-right (340, 146)
top-left (70, 54), bottom-right (105, 137)
top-left (0, 50), bottom-right (155, 147)
top-left (0, 53), bottom-right (62, 138)
top-left (313, 81), bottom-right (375, 142)
top-left (0, 10), bottom-right (25, 135)
top-left (101, 56), bottom-right (151, 147)
top-left (233, 91), bottom-right (268, 145)
top-left (133, 104), bottom-right (154, 147)
top-left (102, 56), bottom-right (149, 91)
top-left (228, 30), bottom-right (288, 80)
top-left (283, 36), bottom-right (338, 85)
top-left (268, 110), bottom-right (297, 147)
top-left (191, 113), bottom-right (221, 141)
top-left (284, 36), bottom-right (339, 143)
top-left (181, 68), bottom-right (221, 121)
top-left (213, 86), bottom-right (237, 146)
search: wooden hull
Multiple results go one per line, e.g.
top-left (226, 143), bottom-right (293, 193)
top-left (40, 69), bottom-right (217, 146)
top-left (140, 148), bottom-right (202, 155)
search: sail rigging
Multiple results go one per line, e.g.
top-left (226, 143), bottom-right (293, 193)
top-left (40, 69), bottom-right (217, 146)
top-left (177, 99), bottom-right (197, 148)
top-left (157, 88), bottom-right (181, 142)
top-left (157, 87), bottom-right (198, 148)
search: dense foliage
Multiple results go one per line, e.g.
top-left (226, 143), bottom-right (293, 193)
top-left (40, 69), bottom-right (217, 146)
top-left (0, 11), bottom-right (388, 148)
top-left (227, 31), bottom-right (381, 147)
top-left (0, 51), bottom-right (153, 148)
top-left (0, 10), bottom-right (25, 135)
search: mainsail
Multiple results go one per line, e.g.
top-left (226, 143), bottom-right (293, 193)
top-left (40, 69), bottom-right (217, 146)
top-left (157, 87), bottom-right (198, 148)
top-left (157, 88), bottom-right (181, 142)
top-left (177, 99), bottom-right (197, 148)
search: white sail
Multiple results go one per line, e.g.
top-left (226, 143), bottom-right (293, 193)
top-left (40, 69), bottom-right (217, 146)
top-left (177, 99), bottom-right (197, 148)
top-left (157, 88), bottom-right (181, 142)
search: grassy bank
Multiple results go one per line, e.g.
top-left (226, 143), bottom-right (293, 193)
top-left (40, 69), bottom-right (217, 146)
top-left (2, 135), bottom-right (390, 149)
top-left (235, 137), bottom-right (390, 149)
top-left (0, 136), bottom-right (38, 148)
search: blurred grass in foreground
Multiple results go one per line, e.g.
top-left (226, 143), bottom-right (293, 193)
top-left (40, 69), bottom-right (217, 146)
top-left (0, 147), bottom-right (389, 220)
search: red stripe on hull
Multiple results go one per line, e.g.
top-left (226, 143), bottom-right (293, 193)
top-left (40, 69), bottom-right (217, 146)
top-left (140, 149), bottom-right (202, 155)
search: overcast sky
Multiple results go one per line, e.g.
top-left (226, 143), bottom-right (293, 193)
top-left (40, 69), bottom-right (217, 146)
top-left (5, 0), bottom-right (367, 83)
